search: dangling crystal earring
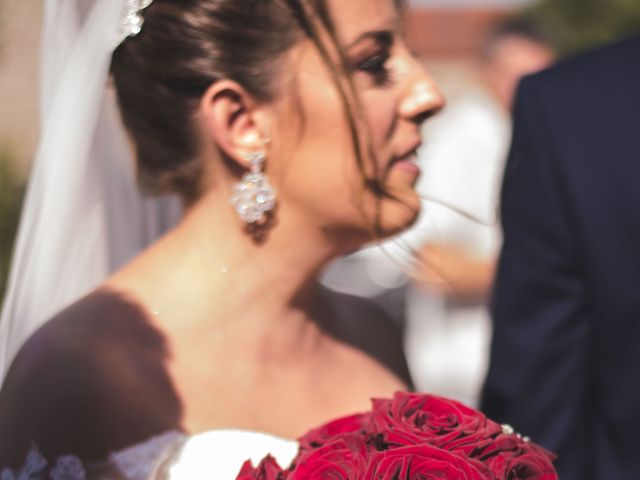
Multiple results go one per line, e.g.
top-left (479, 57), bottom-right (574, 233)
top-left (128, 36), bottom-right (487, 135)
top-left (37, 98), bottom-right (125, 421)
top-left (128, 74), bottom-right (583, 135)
top-left (230, 152), bottom-right (277, 224)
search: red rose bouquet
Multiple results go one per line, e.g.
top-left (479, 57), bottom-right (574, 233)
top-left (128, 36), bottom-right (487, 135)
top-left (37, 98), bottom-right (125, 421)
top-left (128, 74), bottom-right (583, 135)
top-left (237, 392), bottom-right (557, 479)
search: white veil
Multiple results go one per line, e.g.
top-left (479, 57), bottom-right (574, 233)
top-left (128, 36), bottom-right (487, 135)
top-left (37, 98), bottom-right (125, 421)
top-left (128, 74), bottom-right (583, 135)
top-left (0, 0), bottom-right (181, 383)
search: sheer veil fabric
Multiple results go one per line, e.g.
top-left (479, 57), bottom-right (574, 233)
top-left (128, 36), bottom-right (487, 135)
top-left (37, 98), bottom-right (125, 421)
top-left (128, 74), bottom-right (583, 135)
top-left (0, 0), bottom-right (181, 383)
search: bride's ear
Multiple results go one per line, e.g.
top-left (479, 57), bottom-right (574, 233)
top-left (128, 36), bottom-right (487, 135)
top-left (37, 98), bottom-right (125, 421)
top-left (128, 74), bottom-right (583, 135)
top-left (199, 80), bottom-right (271, 170)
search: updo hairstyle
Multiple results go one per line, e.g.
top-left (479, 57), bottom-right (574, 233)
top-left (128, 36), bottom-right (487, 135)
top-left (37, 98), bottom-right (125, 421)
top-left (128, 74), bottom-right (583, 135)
top-left (111, 0), bottom-right (370, 204)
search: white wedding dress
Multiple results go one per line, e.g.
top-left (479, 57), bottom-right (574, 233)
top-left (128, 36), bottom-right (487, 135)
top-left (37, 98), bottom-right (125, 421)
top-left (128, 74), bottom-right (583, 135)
top-left (2, 430), bottom-right (299, 480)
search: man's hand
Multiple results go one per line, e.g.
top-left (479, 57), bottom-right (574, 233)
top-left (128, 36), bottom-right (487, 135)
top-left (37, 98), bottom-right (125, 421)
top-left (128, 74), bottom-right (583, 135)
top-left (413, 244), bottom-right (496, 301)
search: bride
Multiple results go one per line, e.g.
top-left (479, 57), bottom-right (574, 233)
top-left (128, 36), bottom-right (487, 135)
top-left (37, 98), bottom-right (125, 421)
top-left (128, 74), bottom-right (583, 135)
top-left (0, 0), bottom-right (443, 477)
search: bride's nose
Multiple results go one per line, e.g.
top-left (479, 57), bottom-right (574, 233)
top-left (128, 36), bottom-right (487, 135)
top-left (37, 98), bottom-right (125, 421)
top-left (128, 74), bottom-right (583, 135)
top-left (399, 73), bottom-right (444, 123)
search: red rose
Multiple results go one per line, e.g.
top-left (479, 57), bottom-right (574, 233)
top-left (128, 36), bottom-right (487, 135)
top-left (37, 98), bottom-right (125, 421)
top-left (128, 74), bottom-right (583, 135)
top-left (482, 434), bottom-right (556, 479)
top-left (236, 392), bottom-right (559, 480)
top-left (236, 455), bottom-right (284, 480)
top-left (477, 433), bottom-right (522, 459)
top-left (298, 413), bottom-right (369, 452)
top-left (488, 452), bottom-right (557, 479)
top-left (288, 434), bottom-right (368, 480)
top-left (370, 392), bottom-right (502, 451)
top-left (364, 444), bottom-right (491, 479)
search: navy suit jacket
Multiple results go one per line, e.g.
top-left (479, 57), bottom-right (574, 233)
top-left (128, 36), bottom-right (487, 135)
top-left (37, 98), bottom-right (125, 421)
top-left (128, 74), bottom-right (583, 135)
top-left (482, 33), bottom-right (640, 479)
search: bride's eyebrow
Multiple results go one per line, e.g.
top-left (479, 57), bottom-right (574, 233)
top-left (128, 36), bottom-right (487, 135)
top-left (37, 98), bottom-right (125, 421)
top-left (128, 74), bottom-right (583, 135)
top-left (345, 29), bottom-right (395, 51)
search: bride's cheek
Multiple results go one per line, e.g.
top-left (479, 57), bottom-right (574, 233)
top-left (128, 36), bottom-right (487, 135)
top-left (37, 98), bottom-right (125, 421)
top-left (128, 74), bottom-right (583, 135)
top-left (361, 96), bottom-right (397, 164)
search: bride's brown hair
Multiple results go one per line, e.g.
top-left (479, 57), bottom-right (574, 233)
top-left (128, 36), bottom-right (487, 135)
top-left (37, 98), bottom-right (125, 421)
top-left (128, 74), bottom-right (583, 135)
top-left (111, 0), bottom-right (396, 211)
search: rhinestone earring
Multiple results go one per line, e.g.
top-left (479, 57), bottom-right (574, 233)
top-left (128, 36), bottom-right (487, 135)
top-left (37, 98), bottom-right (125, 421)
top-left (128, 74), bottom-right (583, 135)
top-left (230, 152), bottom-right (277, 224)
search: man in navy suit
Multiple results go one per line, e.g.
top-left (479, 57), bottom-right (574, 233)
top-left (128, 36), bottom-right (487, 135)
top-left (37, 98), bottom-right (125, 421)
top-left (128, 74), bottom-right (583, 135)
top-left (482, 32), bottom-right (640, 479)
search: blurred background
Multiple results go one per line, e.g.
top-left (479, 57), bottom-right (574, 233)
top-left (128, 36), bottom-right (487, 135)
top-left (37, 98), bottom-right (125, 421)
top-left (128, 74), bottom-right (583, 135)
top-left (1, 0), bottom-right (640, 400)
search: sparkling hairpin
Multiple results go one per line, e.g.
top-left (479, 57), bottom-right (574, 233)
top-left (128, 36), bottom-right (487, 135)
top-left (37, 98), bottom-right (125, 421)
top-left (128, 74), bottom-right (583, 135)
top-left (118, 0), bottom-right (154, 45)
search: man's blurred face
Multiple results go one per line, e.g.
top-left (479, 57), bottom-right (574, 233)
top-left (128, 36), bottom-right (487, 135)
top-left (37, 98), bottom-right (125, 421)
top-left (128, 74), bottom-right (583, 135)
top-left (484, 35), bottom-right (555, 110)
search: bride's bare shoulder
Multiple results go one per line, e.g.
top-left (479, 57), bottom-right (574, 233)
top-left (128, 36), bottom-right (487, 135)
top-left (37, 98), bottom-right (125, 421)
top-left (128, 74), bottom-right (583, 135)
top-left (0, 290), bottom-right (181, 467)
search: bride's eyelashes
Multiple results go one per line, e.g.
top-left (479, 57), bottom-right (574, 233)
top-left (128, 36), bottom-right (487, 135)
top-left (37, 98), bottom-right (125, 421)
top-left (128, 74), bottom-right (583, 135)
top-left (357, 50), bottom-right (393, 87)
top-left (349, 31), bottom-right (395, 88)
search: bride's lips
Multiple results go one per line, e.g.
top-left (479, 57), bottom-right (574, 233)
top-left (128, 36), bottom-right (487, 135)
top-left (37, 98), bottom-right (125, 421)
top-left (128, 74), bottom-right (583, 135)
top-left (392, 151), bottom-right (420, 174)
top-left (389, 144), bottom-right (421, 176)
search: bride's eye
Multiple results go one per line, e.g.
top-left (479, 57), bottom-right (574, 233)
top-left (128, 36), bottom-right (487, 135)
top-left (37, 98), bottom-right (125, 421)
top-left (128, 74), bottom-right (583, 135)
top-left (350, 31), bottom-right (395, 88)
top-left (357, 50), bottom-right (393, 87)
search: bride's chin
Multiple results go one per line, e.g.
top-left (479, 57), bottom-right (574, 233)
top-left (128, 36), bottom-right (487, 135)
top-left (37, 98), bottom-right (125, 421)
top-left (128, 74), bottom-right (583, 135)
top-left (376, 192), bottom-right (422, 237)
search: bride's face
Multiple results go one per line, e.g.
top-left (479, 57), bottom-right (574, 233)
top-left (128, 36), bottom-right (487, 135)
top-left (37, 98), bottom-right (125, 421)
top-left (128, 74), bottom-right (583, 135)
top-left (268, 0), bottom-right (443, 245)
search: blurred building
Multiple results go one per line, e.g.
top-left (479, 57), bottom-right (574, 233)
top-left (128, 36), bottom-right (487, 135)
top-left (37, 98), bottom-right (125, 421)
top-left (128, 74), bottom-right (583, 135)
top-left (0, 1), bottom-right (42, 175)
top-left (0, 1), bottom-right (535, 173)
top-left (406, 0), bottom-right (539, 102)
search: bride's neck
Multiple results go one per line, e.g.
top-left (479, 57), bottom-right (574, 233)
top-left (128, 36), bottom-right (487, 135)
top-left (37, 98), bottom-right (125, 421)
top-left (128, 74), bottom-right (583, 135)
top-left (110, 190), bottom-right (345, 348)
top-left (177, 190), bottom-right (337, 298)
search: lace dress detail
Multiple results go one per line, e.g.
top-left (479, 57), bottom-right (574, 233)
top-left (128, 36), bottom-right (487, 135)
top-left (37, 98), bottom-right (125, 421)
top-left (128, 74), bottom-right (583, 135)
top-left (0, 448), bottom-right (85, 480)
top-left (0, 431), bottom-right (185, 480)
top-left (110, 430), bottom-right (186, 479)
top-left (1, 430), bottom-right (297, 480)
